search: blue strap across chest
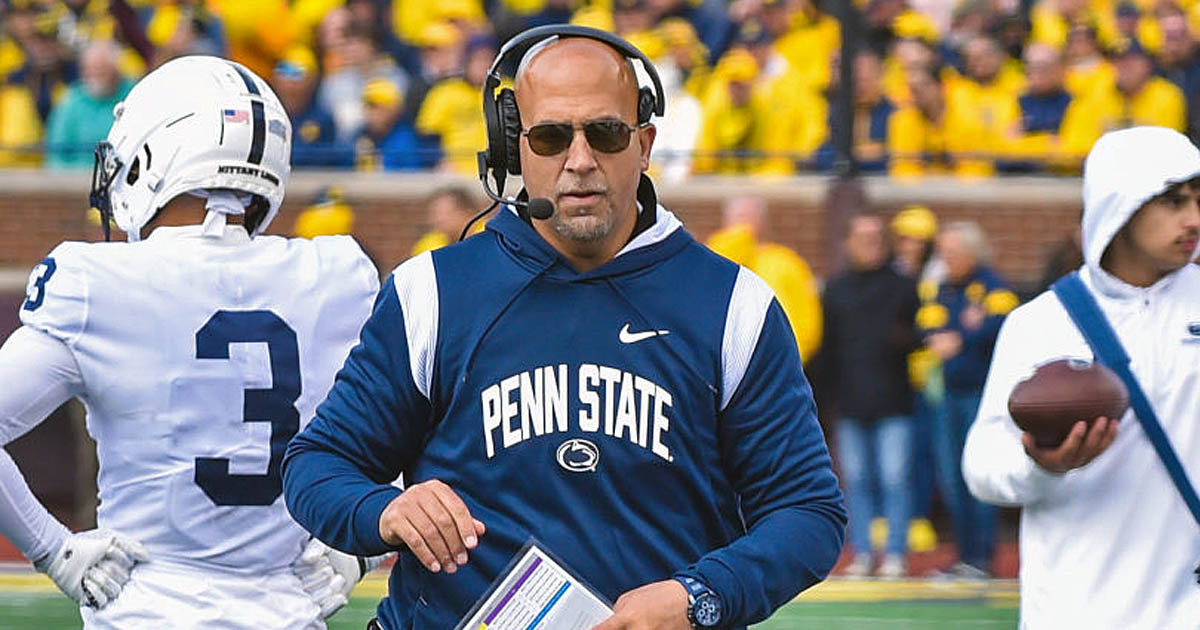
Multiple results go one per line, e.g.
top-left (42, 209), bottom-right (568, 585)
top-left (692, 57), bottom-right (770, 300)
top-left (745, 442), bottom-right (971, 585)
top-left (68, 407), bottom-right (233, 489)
top-left (1052, 272), bottom-right (1200, 527)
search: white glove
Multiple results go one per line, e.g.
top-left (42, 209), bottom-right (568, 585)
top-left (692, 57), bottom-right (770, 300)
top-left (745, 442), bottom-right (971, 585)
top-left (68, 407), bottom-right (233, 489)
top-left (34, 529), bottom-right (150, 609)
top-left (292, 538), bottom-right (365, 619)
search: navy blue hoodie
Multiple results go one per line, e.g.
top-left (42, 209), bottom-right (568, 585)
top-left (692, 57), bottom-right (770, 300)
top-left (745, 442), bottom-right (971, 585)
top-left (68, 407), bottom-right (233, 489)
top-left (282, 185), bottom-right (846, 629)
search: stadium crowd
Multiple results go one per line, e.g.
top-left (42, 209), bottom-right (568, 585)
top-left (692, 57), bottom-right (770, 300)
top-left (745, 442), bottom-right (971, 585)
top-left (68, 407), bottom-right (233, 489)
top-left (4, 0), bottom-right (1200, 177)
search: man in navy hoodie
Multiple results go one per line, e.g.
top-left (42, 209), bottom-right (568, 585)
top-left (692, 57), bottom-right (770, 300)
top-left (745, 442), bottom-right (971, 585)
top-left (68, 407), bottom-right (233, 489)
top-left (282, 32), bottom-right (845, 630)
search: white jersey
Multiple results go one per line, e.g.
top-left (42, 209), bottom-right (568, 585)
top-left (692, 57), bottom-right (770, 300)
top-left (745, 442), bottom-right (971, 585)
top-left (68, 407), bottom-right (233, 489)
top-left (18, 225), bottom-right (378, 576)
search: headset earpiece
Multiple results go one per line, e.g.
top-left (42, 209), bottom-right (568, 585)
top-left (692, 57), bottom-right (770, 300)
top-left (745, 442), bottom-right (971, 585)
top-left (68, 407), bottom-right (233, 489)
top-left (497, 88), bottom-right (523, 175)
top-left (481, 74), bottom-right (508, 185)
top-left (637, 86), bottom-right (656, 125)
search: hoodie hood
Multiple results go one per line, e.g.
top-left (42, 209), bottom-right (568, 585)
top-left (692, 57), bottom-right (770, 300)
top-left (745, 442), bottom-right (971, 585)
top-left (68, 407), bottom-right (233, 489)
top-left (485, 176), bottom-right (688, 281)
top-left (1081, 126), bottom-right (1200, 272)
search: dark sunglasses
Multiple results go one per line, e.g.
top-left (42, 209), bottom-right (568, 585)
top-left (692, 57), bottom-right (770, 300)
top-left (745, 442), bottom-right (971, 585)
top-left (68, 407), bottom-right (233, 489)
top-left (522, 119), bottom-right (642, 156)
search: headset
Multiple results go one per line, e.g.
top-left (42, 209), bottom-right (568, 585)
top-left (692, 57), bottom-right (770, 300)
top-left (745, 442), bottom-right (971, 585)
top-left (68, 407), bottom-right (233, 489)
top-left (465, 24), bottom-right (667, 234)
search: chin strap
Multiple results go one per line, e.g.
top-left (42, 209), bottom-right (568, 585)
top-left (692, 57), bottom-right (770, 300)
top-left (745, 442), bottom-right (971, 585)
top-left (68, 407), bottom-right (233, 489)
top-left (196, 190), bottom-right (249, 237)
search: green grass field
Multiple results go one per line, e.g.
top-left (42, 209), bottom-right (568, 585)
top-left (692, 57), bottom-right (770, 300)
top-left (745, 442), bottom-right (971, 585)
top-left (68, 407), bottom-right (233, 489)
top-left (0, 574), bottom-right (1018, 629)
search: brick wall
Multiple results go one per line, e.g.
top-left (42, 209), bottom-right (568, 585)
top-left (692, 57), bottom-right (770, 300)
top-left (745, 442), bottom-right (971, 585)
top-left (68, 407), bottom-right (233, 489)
top-left (0, 171), bottom-right (1083, 291)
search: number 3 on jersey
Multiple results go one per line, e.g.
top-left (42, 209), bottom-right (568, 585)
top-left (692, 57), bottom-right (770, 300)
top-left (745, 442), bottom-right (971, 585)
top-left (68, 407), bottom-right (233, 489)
top-left (23, 257), bottom-right (56, 311)
top-left (195, 310), bottom-right (300, 506)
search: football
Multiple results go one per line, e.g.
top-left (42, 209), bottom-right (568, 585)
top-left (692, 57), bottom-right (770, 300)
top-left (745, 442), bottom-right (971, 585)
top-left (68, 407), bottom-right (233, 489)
top-left (1007, 358), bottom-right (1130, 448)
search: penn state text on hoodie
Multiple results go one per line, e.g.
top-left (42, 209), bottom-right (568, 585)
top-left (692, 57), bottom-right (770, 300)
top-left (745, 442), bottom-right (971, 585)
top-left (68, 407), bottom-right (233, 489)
top-left (282, 184), bottom-right (846, 630)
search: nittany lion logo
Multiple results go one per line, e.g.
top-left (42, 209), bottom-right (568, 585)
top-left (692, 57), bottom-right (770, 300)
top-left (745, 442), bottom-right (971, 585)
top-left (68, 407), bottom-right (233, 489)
top-left (556, 439), bottom-right (599, 473)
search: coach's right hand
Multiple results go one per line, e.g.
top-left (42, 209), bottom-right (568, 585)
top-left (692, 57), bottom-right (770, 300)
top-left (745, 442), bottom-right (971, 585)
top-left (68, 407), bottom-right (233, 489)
top-left (378, 480), bottom-right (485, 574)
top-left (1023, 416), bottom-right (1119, 474)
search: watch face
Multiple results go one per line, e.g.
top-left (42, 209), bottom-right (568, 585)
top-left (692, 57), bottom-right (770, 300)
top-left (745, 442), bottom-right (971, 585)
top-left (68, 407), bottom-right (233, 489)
top-left (694, 594), bottom-right (721, 627)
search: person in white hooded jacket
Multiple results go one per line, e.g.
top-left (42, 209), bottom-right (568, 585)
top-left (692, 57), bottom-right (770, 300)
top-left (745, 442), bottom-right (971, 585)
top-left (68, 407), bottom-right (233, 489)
top-left (962, 125), bottom-right (1200, 629)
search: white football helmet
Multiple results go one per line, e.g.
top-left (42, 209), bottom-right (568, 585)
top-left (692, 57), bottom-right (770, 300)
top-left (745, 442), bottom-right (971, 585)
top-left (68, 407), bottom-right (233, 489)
top-left (90, 55), bottom-right (292, 241)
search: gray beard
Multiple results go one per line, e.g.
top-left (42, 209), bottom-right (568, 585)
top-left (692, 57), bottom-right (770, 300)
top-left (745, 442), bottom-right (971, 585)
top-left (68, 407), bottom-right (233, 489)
top-left (549, 209), bottom-right (616, 243)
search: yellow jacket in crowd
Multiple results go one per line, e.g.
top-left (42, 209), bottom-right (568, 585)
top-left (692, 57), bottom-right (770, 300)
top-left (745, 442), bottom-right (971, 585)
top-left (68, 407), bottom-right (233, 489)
top-left (416, 77), bottom-right (488, 175)
top-left (887, 100), bottom-right (993, 178)
top-left (774, 9), bottom-right (840, 90)
top-left (1057, 76), bottom-right (1187, 161)
top-left (392, 0), bottom-right (484, 45)
top-left (0, 84), bottom-right (42, 167)
top-left (706, 224), bottom-right (822, 361)
top-left (693, 50), bottom-right (825, 175)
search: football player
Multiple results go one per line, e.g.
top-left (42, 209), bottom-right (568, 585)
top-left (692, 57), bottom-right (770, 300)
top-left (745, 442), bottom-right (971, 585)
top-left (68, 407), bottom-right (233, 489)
top-left (0, 56), bottom-right (379, 628)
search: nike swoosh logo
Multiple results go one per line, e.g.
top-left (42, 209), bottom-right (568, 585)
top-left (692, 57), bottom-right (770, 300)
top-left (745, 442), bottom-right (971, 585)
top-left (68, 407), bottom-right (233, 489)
top-left (619, 323), bottom-right (670, 344)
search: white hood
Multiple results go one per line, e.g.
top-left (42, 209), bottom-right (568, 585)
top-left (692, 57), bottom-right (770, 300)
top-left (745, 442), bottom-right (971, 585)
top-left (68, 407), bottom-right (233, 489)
top-left (1081, 126), bottom-right (1200, 272)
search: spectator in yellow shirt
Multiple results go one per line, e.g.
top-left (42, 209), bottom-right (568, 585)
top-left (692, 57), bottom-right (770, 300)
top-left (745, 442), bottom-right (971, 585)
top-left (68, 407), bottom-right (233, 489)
top-left (411, 185), bottom-right (480, 256)
top-left (889, 66), bottom-right (993, 178)
top-left (693, 47), bottom-right (825, 174)
top-left (392, 0), bottom-right (484, 47)
top-left (0, 81), bottom-right (42, 166)
top-left (881, 36), bottom-right (940, 107)
top-left (1063, 22), bottom-right (1116, 100)
top-left (706, 195), bottom-right (823, 362)
top-left (1063, 42), bottom-right (1187, 155)
top-left (416, 34), bottom-right (495, 174)
top-left (947, 35), bottom-right (1024, 159)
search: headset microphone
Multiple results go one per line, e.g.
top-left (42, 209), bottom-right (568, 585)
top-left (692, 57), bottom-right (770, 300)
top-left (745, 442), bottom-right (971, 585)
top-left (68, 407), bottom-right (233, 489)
top-left (460, 157), bottom-right (558, 241)
top-left (526, 198), bottom-right (554, 220)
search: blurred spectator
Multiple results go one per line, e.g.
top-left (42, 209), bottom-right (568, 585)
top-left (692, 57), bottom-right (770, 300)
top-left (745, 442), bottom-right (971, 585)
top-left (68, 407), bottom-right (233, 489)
top-left (864, 0), bottom-right (908, 57)
top-left (706, 195), bottom-right (822, 361)
top-left (947, 34), bottom-right (1025, 170)
top-left (773, 0), bottom-right (840, 90)
top-left (943, 0), bottom-right (995, 71)
top-left (814, 49), bottom-right (896, 172)
top-left (881, 36), bottom-right (939, 106)
top-left (693, 47), bottom-right (824, 174)
top-left (991, 11), bottom-right (1030, 62)
top-left (997, 42), bottom-right (1078, 172)
top-left (45, 40), bottom-right (132, 169)
top-left (889, 66), bottom-right (993, 177)
top-left (1113, 1), bottom-right (1142, 49)
top-left (292, 183), bottom-right (383, 266)
top-left (514, 0), bottom-right (580, 35)
top-left (1072, 43), bottom-right (1186, 141)
top-left (416, 21), bottom-right (466, 84)
top-left (641, 0), bottom-right (731, 65)
top-left (317, 10), bottom-right (409, 142)
top-left (145, 2), bottom-right (226, 68)
top-left (918, 220), bottom-right (1018, 577)
top-left (354, 76), bottom-right (432, 170)
top-left (293, 185), bottom-right (355, 238)
top-left (345, 0), bottom-right (421, 78)
top-left (272, 44), bottom-right (353, 168)
top-left (1156, 13), bottom-right (1200, 140)
top-left (891, 204), bottom-right (943, 283)
top-left (392, 0), bottom-right (484, 47)
top-left (647, 17), bottom-right (706, 181)
top-left (613, 0), bottom-right (657, 40)
top-left (0, 72), bottom-right (42, 166)
top-left (5, 2), bottom-right (76, 121)
top-left (821, 214), bottom-right (919, 578)
top-left (208, 0), bottom-right (295, 79)
top-left (411, 184), bottom-right (478, 256)
top-left (415, 33), bottom-right (493, 174)
top-left (54, 0), bottom-right (147, 77)
top-left (1030, 0), bottom-right (1118, 52)
top-left (889, 204), bottom-right (944, 555)
top-left (1062, 22), bottom-right (1113, 99)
